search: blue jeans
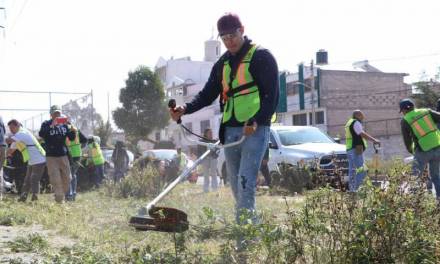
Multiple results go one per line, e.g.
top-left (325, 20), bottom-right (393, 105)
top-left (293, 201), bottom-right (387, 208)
top-left (66, 158), bottom-right (80, 200)
top-left (203, 157), bottom-right (218, 192)
top-left (94, 164), bottom-right (105, 187)
top-left (224, 126), bottom-right (270, 223)
top-left (347, 149), bottom-right (367, 192)
top-left (413, 147), bottom-right (440, 198)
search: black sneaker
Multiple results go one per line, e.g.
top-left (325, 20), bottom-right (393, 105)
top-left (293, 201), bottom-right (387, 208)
top-left (31, 194), bottom-right (38, 201)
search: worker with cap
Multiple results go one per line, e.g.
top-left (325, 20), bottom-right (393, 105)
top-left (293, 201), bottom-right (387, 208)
top-left (65, 121), bottom-right (87, 201)
top-left (169, 12), bottom-right (279, 236)
top-left (38, 105), bottom-right (76, 203)
top-left (345, 110), bottom-right (381, 192)
top-left (87, 135), bottom-right (105, 187)
top-left (399, 98), bottom-right (440, 198)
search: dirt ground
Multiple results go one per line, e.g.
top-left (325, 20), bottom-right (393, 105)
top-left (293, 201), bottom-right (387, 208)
top-left (0, 224), bottom-right (75, 263)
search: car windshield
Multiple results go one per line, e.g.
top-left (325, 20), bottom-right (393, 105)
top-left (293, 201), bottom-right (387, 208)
top-left (278, 128), bottom-right (334, 146)
top-left (144, 150), bottom-right (185, 160)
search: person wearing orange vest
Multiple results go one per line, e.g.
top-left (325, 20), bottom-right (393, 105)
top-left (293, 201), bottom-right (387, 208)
top-left (400, 98), bottom-right (440, 198)
top-left (169, 13), bottom-right (279, 249)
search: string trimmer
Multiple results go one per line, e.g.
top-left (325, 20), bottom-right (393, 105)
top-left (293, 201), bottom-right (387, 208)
top-left (129, 99), bottom-right (245, 233)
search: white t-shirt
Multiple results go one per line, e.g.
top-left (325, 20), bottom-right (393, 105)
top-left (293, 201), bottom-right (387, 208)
top-left (12, 131), bottom-right (46, 165)
top-left (353, 120), bottom-right (364, 136)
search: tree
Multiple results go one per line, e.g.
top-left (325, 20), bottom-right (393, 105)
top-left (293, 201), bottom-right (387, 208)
top-left (94, 120), bottom-right (113, 147)
top-left (113, 65), bottom-right (169, 145)
top-left (62, 99), bottom-right (103, 137)
top-left (411, 81), bottom-right (440, 109)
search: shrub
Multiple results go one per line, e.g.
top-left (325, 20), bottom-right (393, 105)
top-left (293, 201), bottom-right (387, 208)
top-left (102, 165), bottom-right (163, 198)
top-left (0, 209), bottom-right (26, 226)
top-left (8, 233), bottom-right (49, 253)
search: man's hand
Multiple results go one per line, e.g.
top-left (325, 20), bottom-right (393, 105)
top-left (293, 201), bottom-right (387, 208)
top-left (243, 121), bottom-right (257, 136)
top-left (5, 137), bottom-right (14, 145)
top-left (373, 139), bottom-right (381, 146)
top-left (169, 105), bottom-right (185, 122)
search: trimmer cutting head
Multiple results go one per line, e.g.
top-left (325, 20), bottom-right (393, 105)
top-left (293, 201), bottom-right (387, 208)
top-left (129, 206), bottom-right (189, 233)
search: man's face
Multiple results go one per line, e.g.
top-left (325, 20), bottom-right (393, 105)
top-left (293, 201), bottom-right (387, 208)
top-left (220, 27), bottom-right (245, 55)
top-left (354, 112), bottom-right (365, 121)
top-left (206, 130), bottom-right (213, 139)
top-left (8, 124), bottom-right (19, 134)
top-left (51, 111), bottom-right (61, 120)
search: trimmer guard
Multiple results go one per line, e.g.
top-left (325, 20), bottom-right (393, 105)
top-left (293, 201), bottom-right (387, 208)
top-left (129, 206), bottom-right (189, 233)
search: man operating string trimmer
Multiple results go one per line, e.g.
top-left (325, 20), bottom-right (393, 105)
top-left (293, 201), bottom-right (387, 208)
top-left (169, 12), bottom-right (279, 235)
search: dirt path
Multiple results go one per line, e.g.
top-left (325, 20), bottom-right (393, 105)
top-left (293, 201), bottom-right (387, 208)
top-left (0, 224), bottom-right (75, 263)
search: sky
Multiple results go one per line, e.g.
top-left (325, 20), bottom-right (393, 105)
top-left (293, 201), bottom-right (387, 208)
top-left (0, 0), bottom-right (439, 128)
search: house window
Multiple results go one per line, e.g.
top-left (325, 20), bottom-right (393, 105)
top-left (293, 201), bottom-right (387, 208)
top-left (308, 111), bottom-right (325, 125)
top-left (292, 113), bottom-right (307, 126)
top-left (200, 120), bottom-right (210, 134)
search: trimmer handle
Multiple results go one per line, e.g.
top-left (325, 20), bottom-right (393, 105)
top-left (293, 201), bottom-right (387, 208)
top-left (168, 99), bottom-right (182, 124)
top-left (373, 142), bottom-right (381, 152)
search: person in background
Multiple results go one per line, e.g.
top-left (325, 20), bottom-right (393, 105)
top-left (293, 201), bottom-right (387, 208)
top-left (7, 119), bottom-right (46, 202)
top-left (4, 140), bottom-right (28, 194)
top-left (259, 146), bottom-right (271, 187)
top-left (400, 98), bottom-right (440, 199)
top-left (112, 141), bottom-right (130, 182)
top-left (175, 147), bottom-right (187, 173)
top-left (87, 136), bottom-right (105, 187)
top-left (38, 105), bottom-right (76, 203)
top-left (345, 110), bottom-right (381, 192)
top-left (0, 115), bottom-right (6, 184)
top-left (0, 116), bottom-right (6, 193)
top-left (65, 122), bottom-right (87, 201)
top-left (199, 128), bottom-right (219, 192)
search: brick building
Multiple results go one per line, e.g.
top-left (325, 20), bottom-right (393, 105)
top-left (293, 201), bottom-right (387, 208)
top-left (278, 65), bottom-right (411, 159)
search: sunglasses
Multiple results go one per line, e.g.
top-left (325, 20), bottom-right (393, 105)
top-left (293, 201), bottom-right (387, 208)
top-left (219, 28), bottom-right (241, 41)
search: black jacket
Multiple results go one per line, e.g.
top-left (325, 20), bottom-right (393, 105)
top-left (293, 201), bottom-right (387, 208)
top-left (184, 37), bottom-right (279, 127)
top-left (39, 120), bottom-right (76, 157)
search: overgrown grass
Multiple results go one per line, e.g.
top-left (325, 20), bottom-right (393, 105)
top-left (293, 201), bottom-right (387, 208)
top-left (0, 208), bottom-right (26, 226)
top-left (2, 160), bottom-right (439, 263)
top-left (7, 233), bottom-right (49, 253)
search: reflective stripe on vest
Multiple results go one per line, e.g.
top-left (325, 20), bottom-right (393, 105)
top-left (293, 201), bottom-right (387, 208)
top-left (221, 44), bottom-right (260, 123)
top-left (89, 142), bottom-right (105, 165)
top-left (403, 108), bottom-right (440, 151)
top-left (16, 141), bottom-right (30, 163)
top-left (21, 128), bottom-right (46, 157)
top-left (66, 130), bottom-right (82, 158)
top-left (15, 129), bottom-right (46, 163)
top-left (344, 118), bottom-right (367, 150)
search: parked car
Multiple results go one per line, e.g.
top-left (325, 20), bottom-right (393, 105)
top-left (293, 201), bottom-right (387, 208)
top-left (217, 125), bottom-right (349, 186)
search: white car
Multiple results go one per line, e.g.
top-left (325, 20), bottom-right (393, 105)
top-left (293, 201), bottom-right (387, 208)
top-left (217, 125), bottom-right (348, 184)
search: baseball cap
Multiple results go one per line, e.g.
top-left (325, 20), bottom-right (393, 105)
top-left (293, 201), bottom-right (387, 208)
top-left (217, 13), bottom-right (242, 36)
top-left (399, 98), bottom-right (414, 112)
top-left (50, 105), bottom-right (62, 114)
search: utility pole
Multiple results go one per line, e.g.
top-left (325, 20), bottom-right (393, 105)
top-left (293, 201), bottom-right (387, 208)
top-left (310, 60), bottom-right (315, 126)
top-left (107, 92), bottom-right (110, 123)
